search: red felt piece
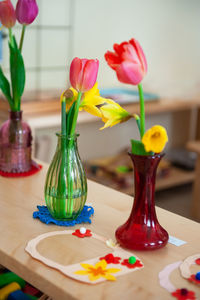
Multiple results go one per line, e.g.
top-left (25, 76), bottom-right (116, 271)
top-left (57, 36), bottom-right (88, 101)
top-left (171, 288), bottom-right (196, 300)
top-left (72, 229), bottom-right (92, 238)
top-left (0, 162), bottom-right (42, 178)
top-left (100, 253), bottom-right (121, 264)
top-left (121, 258), bottom-right (143, 269)
top-left (195, 258), bottom-right (200, 265)
top-left (188, 274), bottom-right (200, 285)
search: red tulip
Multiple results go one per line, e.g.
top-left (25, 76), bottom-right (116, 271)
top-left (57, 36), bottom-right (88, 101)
top-left (70, 57), bottom-right (99, 92)
top-left (0, 0), bottom-right (16, 28)
top-left (105, 38), bottom-right (147, 85)
top-left (16, 0), bottom-right (38, 25)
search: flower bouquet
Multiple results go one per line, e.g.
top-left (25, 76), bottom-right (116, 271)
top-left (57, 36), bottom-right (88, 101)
top-left (100, 38), bottom-right (169, 250)
top-left (44, 58), bottom-right (108, 220)
top-left (0, 0), bottom-right (38, 173)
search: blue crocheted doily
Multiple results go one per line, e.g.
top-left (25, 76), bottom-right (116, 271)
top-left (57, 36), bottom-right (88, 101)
top-left (33, 205), bottom-right (94, 226)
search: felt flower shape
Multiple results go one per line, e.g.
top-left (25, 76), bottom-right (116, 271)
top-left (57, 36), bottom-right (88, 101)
top-left (70, 57), bottom-right (99, 92)
top-left (0, 0), bottom-right (16, 28)
top-left (105, 38), bottom-right (147, 85)
top-left (188, 274), bottom-right (200, 285)
top-left (99, 253), bottom-right (121, 264)
top-left (72, 229), bottom-right (92, 238)
top-left (16, 0), bottom-right (38, 25)
top-left (100, 99), bottom-right (133, 129)
top-left (171, 288), bottom-right (196, 300)
top-left (195, 258), bottom-right (200, 265)
top-left (121, 259), bottom-right (143, 269)
top-left (74, 259), bottom-right (121, 281)
top-left (142, 125), bottom-right (168, 153)
top-left (106, 239), bottom-right (118, 248)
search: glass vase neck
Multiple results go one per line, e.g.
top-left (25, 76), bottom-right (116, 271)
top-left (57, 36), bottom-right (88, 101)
top-left (9, 110), bottom-right (22, 121)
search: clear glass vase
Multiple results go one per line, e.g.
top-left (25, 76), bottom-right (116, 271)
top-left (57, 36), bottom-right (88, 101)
top-left (115, 153), bottom-right (169, 250)
top-left (44, 133), bottom-right (87, 220)
top-left (0, 111), bottom-right (32, 173)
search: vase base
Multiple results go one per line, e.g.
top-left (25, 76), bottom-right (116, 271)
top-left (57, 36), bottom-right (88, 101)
top-left (115, 224), bottom-right (169, 251)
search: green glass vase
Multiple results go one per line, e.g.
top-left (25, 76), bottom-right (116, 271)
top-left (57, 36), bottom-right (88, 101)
top-left (44, 133), bottom-right (87, 220)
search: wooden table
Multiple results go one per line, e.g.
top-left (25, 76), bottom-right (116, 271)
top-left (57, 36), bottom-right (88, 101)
top-left (0, 163), bottom-right (200, 300)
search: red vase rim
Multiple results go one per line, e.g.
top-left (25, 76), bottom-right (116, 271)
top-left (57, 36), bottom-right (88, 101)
top-left (128, 152), bottom-right (165, 159)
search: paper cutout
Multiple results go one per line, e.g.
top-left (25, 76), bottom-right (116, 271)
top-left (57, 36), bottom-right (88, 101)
top-left (159, 259), bottom-right (198, 299)
top-left (168, 236), bottom-right (187, 247)
top-left (180, 253), bottom-right (200, 286)
top-left (74, 259), bottom-right (121, 281)
top-left (159, 261), bottom-right (182, 293)
top-left (25, 229), bottom-right (144, 284)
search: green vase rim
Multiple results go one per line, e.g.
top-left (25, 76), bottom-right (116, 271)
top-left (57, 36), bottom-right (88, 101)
top-left (56, 132), bottom-right (80, 140)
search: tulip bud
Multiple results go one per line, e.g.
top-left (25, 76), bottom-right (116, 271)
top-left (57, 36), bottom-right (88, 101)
top-left (70, 57), bottom-right (99, 92)
top-left (16, 0), bottom-right (38, 25)
top-left (0, 0), bottom-right (16, 28)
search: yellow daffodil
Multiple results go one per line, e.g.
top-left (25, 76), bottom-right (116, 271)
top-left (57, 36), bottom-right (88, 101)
top-left (61, 82), bottom-right (108, 117)
top-left (100, 99), bottom-right (133, 129)
top-left (74, 259), bottom-right (121, 282)
top-left (79, 82), bottom-right (106, 117)
top-left (142, 125), bottom-right (168, 153)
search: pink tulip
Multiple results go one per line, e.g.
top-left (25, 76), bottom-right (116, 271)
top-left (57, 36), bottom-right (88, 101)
top-left (105, 38), bottom-right (147, 85)
top-left (70, 57), bottom-right (99, 92)
top-left (16, 0), bottom-right (38, 25)
top-left (0, 0), bottom-right (16, 28)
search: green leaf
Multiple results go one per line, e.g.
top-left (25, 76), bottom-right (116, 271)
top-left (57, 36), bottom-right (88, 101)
top-left (131, 139), bottom-right (153, 156)
top-left (0, 67), bottom-right (13, 108)
top-left (9, 35), bottom-right (25, 110)
top-left (116, 165), bottom-right (131, 173)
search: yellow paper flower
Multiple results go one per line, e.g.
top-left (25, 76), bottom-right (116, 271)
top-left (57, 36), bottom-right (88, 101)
top-left (142, 125), bottom-right (168, 153)
top-left (100, 99), bottom-right (132, 129)
top-left (74, 259), bottom-right (121, 282)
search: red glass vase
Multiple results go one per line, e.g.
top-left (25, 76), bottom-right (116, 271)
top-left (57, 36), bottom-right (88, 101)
top-left (115, 153), bottom-right (169, 250)
top-left (0, 111), bottom-right (32, 173)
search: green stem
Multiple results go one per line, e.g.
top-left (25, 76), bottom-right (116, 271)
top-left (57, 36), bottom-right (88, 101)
top-left (138, 83), bottom-right (145, 138)
top-left (8, 28), bottom-right (14, 46)
top-left (19, 25), bottom-right (26, 52)
top-left (57, 100), bottom-right (67, 218)
top-left (67, 91), bottom-right (82, 217)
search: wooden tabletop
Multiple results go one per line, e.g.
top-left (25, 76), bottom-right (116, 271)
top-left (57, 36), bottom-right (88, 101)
top-left (0, 163), bottom-right (200, 300)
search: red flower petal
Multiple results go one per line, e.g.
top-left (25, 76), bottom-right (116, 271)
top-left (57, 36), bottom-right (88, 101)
top-left (171, 288), bottom-right (196, 300)
top-left (100, 253), bottom-right (121, 264)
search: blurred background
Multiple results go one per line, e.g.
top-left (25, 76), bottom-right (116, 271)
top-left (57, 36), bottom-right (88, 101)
top-left (1, 0), bottom-right (200, 221)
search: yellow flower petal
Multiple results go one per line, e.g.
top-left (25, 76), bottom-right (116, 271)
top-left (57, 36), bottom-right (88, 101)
top-left (106, 268), bottom-right (121, 274)
top-left (82, 105), bottom-right (102, 118)
top-left (80, 263), bottom-right (93, 270)
top-left (95, 259), bottom-right (107, 269)
top-left (74, 270), bottom-right (89, 275)
top-left (103, 274), bottom-right (117, 281)
top-left (142, 125), bottom-right (168, 153)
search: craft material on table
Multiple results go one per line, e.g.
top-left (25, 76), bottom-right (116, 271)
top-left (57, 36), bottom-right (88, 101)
top-left (0, 162), bottom-right (42, 178)
top-left (33, 205), bottom-right (94, 226)
top-left (1, 162), bottom-right (200, 299)
top-left (25, 229), bottom-right (143, 284)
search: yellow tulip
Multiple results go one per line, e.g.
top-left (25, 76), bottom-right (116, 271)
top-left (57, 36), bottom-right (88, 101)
top-left (142, 125), bottom-right (168, 153)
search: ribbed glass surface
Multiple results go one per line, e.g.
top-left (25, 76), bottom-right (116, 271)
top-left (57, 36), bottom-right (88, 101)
top-left (44, 134), bottom-right (87, 220)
